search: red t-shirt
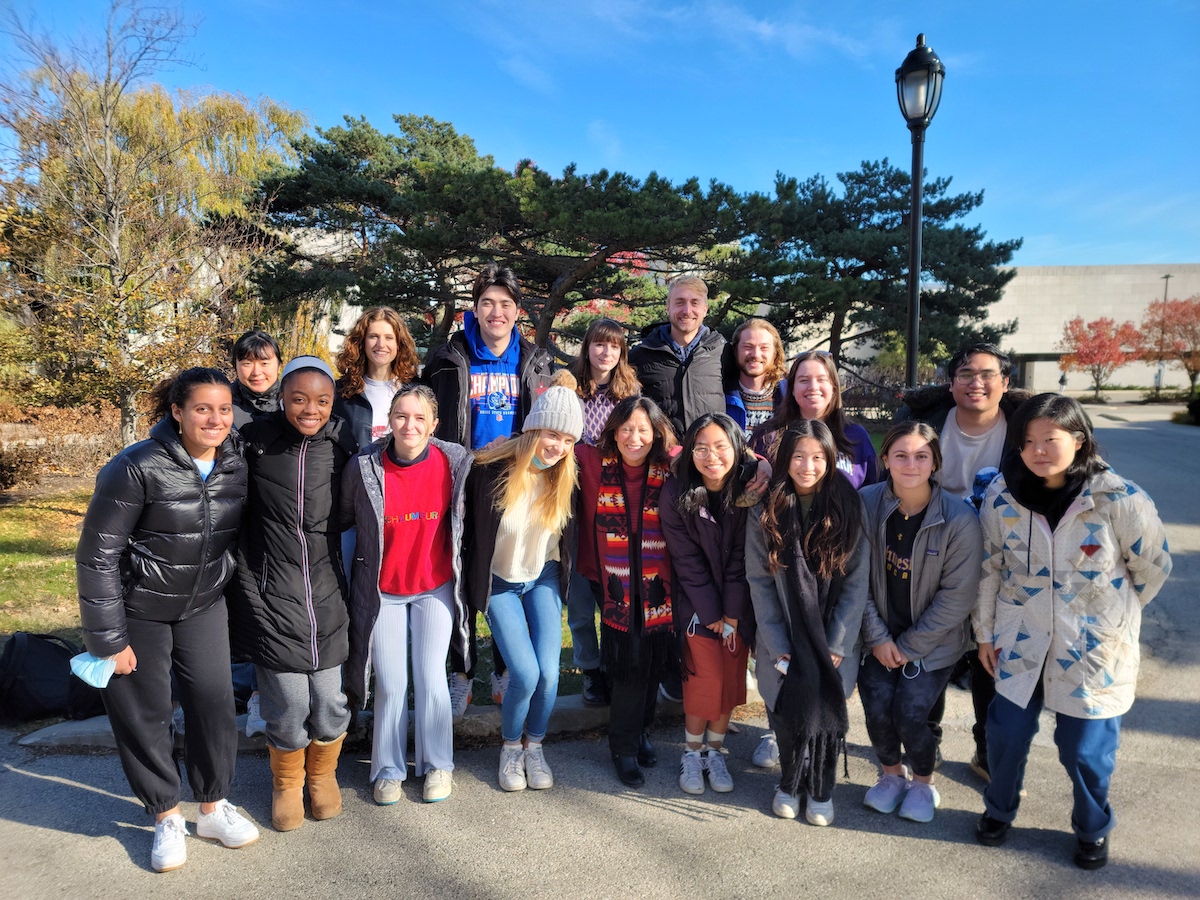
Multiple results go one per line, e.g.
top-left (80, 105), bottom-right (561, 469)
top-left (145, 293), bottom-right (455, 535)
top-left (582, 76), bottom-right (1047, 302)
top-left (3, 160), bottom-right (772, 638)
top-left (379, 446), bottom-right (453, 595)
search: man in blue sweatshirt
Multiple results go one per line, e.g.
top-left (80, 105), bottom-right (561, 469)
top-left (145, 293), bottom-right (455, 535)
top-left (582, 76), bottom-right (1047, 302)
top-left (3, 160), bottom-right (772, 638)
top-left (423, 263), bottom-right (553, 716)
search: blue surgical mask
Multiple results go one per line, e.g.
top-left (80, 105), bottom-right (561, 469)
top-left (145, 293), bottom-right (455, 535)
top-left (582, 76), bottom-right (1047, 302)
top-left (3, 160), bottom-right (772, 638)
top-left (70, 652), bottom-right (116, 689)
top-left (532, 454), bottom-right (555, 470)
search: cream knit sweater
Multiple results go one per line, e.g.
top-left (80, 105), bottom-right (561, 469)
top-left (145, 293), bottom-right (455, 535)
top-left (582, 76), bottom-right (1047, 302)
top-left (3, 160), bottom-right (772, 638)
top-left (490, 478), bottom-right (561, 583)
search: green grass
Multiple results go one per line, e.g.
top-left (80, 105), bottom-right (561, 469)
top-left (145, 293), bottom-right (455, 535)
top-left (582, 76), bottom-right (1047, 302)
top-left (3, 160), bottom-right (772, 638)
top-left (0, 489), bottom-right (91, 643)
top-left (0, 485), bottom-right (589, 696)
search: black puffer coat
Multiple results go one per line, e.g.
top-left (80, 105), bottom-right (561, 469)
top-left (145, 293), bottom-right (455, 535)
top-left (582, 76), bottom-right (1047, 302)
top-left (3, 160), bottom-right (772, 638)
top-left (75, 417), bottom-right (248, 658)
top-left (628, 323), bottom-right (726, 438)
top-left (231, 379), bottom-right (279, 430)
top-left (229, 410), bottom-right (358, 672)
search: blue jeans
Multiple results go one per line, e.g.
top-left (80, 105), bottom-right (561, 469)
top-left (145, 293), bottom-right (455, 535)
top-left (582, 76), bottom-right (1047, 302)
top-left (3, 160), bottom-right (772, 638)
top-left (984, 681), bottom-right (1121, 842)
top-left (485, 561), bottom-right (563, 743)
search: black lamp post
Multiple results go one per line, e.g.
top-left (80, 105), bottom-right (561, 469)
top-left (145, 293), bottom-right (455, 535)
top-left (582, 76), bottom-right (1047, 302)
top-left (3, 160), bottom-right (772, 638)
top-left (896, 33), bottom-right (945, 387)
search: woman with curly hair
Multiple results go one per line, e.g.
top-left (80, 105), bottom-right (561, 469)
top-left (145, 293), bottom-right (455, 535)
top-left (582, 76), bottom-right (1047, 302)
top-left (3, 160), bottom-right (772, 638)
top-left (334, 307), bottom-right (420, 448)
top-left (746, 420), bottom-right (869, 826)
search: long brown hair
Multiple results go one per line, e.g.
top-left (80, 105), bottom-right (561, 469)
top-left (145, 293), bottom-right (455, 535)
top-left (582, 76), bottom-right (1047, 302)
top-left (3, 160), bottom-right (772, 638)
top-left (731, 318), bottom-right (787, 389)
top-left (754, 351), bottom-right (854, 459)
top-left (335, 307), bottom-right (419, 399)
top-left (759, 420), bottom-right (862, 579)
top-left (570, 318), bottom-right (641, 401)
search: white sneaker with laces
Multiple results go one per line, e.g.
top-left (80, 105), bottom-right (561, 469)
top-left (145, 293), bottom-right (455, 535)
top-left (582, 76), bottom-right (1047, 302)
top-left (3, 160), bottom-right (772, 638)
top-left (679, 750), bottom-right (705, 795)
top-left (196, 799), bottom-right (260, 848)
top-left (498, 745), bottom-right (526, 792)
top-left (863, 767), bottom-right (910, 814)
top-left (449, 673), bottom-right (472, 720)
top-left (805, 795), bottom-right (835, 827)
top-left (374, 778), bottom-right (403, 805)
top-left (704, 748), bottom-right (734, 792)
top-left (151, 813), bottom-right (188, 873)
top-left (752, 732), bottom-right (780, 768)
top-left (772, 788), bottom-right (799, 819)
top-left (423, 768), bottom-right (453, 802)
top-left (490, 671), bottom-right (510, 705)
top-left (524, 744), bottom-right (553, 789)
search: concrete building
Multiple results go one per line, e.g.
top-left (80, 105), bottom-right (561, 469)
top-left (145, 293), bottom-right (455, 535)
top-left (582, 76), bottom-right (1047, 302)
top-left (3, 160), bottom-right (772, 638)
top-left (987, 264), bottom-right (1200, 392)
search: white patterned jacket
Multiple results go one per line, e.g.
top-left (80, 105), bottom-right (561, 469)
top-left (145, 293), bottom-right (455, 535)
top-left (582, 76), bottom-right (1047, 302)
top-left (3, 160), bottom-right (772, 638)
top-left (972, 467), bottom-right (1172, 718)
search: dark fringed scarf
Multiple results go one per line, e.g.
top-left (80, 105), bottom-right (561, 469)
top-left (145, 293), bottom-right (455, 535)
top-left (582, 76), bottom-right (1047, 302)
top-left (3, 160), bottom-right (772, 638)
top-left (774, 511), bottom-right (850, 798)
top-left (594, 454), bottom-right (677, 683)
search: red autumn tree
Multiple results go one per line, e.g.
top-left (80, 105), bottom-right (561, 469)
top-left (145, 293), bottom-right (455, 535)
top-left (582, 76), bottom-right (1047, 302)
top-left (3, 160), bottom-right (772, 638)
top-left (1057, 316), bottom-right (1142, 400)
top-left (1141, 295), bottom-right (1200, 397)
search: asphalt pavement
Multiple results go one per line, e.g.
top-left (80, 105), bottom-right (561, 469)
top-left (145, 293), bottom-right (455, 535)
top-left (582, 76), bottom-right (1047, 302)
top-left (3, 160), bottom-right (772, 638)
top-left (1, 402), bottom-right (1197, 899)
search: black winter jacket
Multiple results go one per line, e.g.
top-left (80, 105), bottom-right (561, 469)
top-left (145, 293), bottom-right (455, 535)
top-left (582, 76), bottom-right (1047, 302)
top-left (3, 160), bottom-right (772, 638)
top-left (231, 380), bottom-right (279, 431)
top-left (229, 411), bottom-right (358, 672)
top-left (463, 460), bottom-right (575, 615)
top-left (75, 417), bottom-right (248, 658)
top-left (421, 331), bottom-right (553, 450)
top-left (628, 324), bottom-right (727, 437)
top-left (333, 380), bottom-right (380, 450)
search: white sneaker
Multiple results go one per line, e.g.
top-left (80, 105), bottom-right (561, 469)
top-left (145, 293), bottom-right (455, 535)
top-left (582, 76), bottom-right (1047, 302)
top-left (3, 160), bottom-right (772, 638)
top-left (679, 750), bottom-right (705, 795)
top-left (423, 768), bottom-right (453, 802)
top-left (863, 767), bottom-right (910, 814)
top-left (898, 780), bottom-right (941, 823)
top-left (151, 813), bottom-right (188, 872)
top-left (772, 788), bottom-right (800, 819)
top-left (805, 795), bottom-right (835, 827)
top-left (752, 732), bottom-right (780, 768)
top-left (704, 748), bottom-right (734, 792)
top-left (449, 673), bottom-right (472, 721)
top-left (524, 744), bottom-right (553, 789)
top-left (196, 799), bottom-right (260, 848)
top-left (491, 671), bottom-right (510, 705)
top-left (373, 778), bottom-right (403, 805)
top-left (245, 693), bottom-right (266, 737)
top-left (498, 745), bottom-right (526, 792)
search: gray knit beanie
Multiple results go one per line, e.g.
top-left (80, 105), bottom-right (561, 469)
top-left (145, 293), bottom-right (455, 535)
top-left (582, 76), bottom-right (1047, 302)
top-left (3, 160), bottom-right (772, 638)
top-left (523, 385), bottom-right (584, 441)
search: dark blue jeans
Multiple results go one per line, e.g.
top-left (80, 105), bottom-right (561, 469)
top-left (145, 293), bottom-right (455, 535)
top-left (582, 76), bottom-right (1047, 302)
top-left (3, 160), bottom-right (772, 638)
top-left (858, 655), bottom-right (954, 778)
top-left (984, 681), bottom-right (1121, 842)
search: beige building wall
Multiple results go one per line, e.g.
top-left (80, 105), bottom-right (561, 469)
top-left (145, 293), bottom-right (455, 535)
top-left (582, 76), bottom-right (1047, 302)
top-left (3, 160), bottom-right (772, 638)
top-left (986, 264), bottom-right (1200, 392)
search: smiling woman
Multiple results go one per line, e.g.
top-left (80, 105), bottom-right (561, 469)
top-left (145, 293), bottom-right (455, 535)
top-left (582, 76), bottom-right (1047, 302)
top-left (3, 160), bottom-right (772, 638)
top-left (335, 308), bottom-right (419, 448)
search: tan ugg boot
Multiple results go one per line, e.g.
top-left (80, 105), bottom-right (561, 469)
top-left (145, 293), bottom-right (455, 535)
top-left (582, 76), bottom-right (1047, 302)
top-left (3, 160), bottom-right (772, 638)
top-left (268, 745), bottom-right (307, 832)
top-left (305, 733), bottom-right (346, 821)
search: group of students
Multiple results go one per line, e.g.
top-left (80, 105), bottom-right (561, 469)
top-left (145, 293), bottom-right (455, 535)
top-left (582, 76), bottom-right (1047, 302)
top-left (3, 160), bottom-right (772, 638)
top-left (75, 270), bottom-right (1171, 875)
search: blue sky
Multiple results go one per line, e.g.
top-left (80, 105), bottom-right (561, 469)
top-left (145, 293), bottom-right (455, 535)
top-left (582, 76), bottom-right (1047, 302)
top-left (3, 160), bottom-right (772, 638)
top-left (5, 0), bottom-right (1198, 267)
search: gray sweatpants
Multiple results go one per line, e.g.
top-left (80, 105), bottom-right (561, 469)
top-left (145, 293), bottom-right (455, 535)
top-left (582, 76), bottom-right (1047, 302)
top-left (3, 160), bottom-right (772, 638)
top-left (255, 665), bottom-right (351, 752)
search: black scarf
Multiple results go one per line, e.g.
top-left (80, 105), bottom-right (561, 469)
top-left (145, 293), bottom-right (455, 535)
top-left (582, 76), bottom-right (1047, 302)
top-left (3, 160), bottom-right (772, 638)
top-left (773, 511), bottom-right (850, 797)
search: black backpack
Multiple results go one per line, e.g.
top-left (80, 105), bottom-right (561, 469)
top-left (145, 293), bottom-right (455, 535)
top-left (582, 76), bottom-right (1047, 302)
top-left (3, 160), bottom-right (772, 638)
top-left (0, 632), bottom-right (107, 724)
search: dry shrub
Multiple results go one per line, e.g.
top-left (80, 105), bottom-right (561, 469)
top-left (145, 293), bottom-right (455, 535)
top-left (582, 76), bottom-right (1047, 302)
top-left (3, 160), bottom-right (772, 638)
top-left (19, 403), bottom-right (123, 476)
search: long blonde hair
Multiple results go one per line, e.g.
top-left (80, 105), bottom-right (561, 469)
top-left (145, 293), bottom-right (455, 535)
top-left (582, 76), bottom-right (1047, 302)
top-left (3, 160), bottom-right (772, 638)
top-left (474, 430), bottom-right (577, 534)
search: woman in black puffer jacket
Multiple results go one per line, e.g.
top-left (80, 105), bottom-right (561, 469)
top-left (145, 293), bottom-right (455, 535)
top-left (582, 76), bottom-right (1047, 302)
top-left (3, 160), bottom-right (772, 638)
top-left (228, 356), bottom-right (358, 833)
top-left (75, 368), bottom-right (258, 873)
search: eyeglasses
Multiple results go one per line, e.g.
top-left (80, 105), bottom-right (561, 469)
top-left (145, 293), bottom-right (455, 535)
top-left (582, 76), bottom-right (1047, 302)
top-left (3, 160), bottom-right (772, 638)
top-left (692, 444), bottom-right (733, 459)
top-left (953, 370), bottom-right (1001, 385)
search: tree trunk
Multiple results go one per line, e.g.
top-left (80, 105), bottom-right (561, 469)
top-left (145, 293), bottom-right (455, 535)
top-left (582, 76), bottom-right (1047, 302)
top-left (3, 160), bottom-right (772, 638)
top-left (424, 299), bottom-right (456, 361)
top-left (828, 309), bottom-right (846, 367)
top-left (120, 389), bottom-right (139, 447)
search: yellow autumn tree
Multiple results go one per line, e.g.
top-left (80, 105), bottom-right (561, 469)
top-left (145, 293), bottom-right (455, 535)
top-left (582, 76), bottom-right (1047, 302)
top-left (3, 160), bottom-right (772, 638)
top-left (0, 0), bottom-right (305, 443)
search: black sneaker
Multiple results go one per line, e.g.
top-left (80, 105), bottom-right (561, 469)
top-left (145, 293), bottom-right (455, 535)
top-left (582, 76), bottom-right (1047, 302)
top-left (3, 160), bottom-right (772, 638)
top-left (1075, 837), bottom-right (1108, 870)
top-left (969, 752), bottom-right (991, 782)
top-left (976, 813), bottom-right (1010, 847)
top-left (658, 673), bottom-right (683, 704)
top-left (581, 670), bottom-right (610, 707)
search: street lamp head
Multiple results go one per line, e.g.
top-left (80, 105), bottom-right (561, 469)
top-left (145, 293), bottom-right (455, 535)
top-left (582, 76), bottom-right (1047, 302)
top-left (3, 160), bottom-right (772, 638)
top-left (896, 33), bottom-right (945, 129)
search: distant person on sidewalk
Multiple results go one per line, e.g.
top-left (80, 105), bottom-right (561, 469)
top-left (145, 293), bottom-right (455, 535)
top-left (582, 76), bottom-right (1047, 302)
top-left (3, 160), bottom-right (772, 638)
top-left (463, 374), bottom-right (581, 793)
top-left (896, 342), bottom-right (1030, 780)
top-left (973, 394), bottom-right (1172, 870)
top-left (423, 264), bottom-right (554, 717)
top-left (858, 422), bottom-right (982, 825)
top-left (341, 383), bottom-right (472, 806)
top-left (568, 318), bottom-right (643, 708)
top-left (76, 368), bottom-right (258, 872)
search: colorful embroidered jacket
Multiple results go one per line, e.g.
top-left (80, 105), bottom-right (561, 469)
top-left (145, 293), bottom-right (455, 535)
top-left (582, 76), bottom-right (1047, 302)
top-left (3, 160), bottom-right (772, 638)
top-left (972, 468), bottom-right (1172, 718)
